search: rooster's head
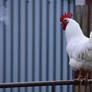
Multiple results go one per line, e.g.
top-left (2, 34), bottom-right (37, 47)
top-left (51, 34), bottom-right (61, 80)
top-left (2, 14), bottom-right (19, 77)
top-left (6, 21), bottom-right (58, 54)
top-left (60, 13), bottom-right (72, 30)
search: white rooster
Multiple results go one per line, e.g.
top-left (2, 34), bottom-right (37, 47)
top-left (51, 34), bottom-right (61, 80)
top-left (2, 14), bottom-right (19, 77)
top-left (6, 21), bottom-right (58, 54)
top-left (60, 13), bottom-right (92, 82)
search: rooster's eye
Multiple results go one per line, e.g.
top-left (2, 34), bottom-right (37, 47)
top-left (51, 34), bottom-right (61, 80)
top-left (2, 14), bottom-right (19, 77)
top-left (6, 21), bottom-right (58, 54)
top-left (63, 19), bottom-right (68, 24)
top-left (63, 19), bottom-right (67, 22)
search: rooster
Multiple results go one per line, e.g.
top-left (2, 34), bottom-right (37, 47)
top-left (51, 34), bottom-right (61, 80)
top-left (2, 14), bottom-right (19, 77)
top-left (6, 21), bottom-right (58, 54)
top-left (60, 13), bottom-right (92, 84)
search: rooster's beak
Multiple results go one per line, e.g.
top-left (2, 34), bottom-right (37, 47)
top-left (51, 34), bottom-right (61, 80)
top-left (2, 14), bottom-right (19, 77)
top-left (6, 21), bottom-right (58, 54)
top-left (60, 22), bottom-right (62, 24)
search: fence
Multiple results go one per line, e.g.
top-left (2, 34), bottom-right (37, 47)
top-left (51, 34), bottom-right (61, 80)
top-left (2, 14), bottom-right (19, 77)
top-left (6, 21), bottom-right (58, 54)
top-left (0, 80), bottom-right (82, 88)
top-left (0, 80), bottom-right (92, 92)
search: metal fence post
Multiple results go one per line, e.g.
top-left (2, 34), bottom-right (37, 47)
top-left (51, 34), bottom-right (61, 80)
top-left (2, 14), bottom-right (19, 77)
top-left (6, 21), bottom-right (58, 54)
top-left (51, 85), bottom-right (55, 92)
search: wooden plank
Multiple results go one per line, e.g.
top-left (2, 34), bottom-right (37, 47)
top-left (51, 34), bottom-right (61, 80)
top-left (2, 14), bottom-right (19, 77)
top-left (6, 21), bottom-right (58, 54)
top-left (75, 5), bottom-right (88, 37)
top-left (75, 86), bottom-right (91, 92)
top-left (86, 0), bottom-right (92, 4)
top-left (88, 4), bottom-right (92, 32)
top-left (75, 0), bottom-right (85, 5)
top-left (75, 6), bottom-right (81, 25)
top-left (81, 5), bottom-right (89, 37)
top-left (80, 86), bottom-right (86, 92)
top-left (74, 86), bottom-right (79, 92)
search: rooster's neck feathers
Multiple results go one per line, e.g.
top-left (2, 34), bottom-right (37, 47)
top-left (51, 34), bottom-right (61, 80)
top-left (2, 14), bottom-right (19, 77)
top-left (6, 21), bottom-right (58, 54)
top-left (65, 19), bottom-right (86, 43)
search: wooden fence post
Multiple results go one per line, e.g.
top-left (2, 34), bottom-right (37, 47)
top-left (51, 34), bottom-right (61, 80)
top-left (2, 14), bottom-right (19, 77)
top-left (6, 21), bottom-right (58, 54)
top-left (88, 4), bottom-right (92, 32)
top-left (75, 5), bottom-right (88, 37)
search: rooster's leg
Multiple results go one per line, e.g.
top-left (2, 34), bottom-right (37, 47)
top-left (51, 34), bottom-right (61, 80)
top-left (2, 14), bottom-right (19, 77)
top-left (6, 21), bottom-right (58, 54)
top-left (78, 71), bottom-right (83, 81)
top-left (85, 71), bottom-right (89, 86)
top-left (74, 71), bottom-right (82, 81)
top-left (74, 71), bottom-right (85, 85)
top-left (78, 71), bottom-right (85, 85)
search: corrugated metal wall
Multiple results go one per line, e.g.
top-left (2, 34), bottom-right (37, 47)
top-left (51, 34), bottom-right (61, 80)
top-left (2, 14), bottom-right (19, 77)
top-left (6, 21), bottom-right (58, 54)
top-left (0, 0), bottom-right (75, 92)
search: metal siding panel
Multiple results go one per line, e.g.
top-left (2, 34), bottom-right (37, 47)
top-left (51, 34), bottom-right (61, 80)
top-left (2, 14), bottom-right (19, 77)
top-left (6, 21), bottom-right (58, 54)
top-left (20, 0), bottom-right (25, 92)
top-left (48, 0), bottom-right (54, 81)
top-left (53, 0), bottom-right (57, 91)
top-left (0, 24), bottom-right (3, 91)
top-left (56, 0), bottom-right (63, 92)
top-left (0, 0), bottom-right (75, 92)
top-left (42, 0), bottom-right (47, 81)
top-left (68, 1), bottom-right (75, 92)
top-left (0, 3), bottom-right (4, 92)
top-left (0, 2), bottom-right (5, 92)
top-left (63, 0), bottom-right (69, 92)
top-left (34, 0), bottom-right (40, 92)
top-left (46, 0), bottom-right (50, 92)
top-left (3, 20), bottom-right (6, 92)
top-left (39, 0), bottom-right (42, 92)
top-left (67, 1), bottom-right (71, 92)
top-left (27, 0), bottom-right (33, 92)
top-left (34, 0), bottom-right (40, 81)
top-left (32, 0), bottom-right (35, 92)
top-left (42, 1), bottom-right (47, 92)
top-left (13, 0), bottom-right (19, 92)
top-left (10, 0), bottom-right (14, 92)
top-left (20, 0), bottom-right (25, 82)
top-left (2, 0), bottom-right (7, 91)
top-left (18, 0), bottom-right (21, 92)
top-left (25, 0), bottom-right (29, 92)
top-left (60, 0), bottom-right (64, 92)
top-left (53, 0), bottom-right (56, 81)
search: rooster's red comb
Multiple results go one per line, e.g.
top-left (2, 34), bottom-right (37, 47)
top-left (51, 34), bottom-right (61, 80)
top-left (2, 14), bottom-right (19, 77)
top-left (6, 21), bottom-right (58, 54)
top-left (60, 13), bottom-right (72, 23)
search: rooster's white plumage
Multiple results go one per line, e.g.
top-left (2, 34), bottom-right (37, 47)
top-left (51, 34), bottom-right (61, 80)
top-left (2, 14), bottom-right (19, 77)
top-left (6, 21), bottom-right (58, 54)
top-left (65, 19), bottom-right (92, 71)
top-left (60, 13), bottom-right (92, 80)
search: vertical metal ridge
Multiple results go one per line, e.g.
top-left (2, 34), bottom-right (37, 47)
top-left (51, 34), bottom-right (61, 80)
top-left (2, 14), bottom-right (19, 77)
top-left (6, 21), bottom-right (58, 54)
top-left (32, 0), bottom-right (35, 92)
top-left (67, 57), bottom-right (70, 92)
top-left (72, 1), bottom-right (75, 92)
top-left (3, 0), bottom-right (7, 7)
top-left (46, 0), bottom-right (50, 92)
top-left (3, 23), bottom-right (6, 92)
top-left (10, 0), bottom-right (14, 92)
top-left (73, 0), bottom-right (76, 18)
top-left (25, 0), bottom-right (28, 92)
top-left (51, 85), bottom-right (55, 92)
top-left (39, 0), bottom-right (42, 92)
top-left (3, 0), bottom-right (7, 92)
top-left (67, 0), bottom-right (71, 92)
top-left (18, 0), bottom-right (21, 92)
top-left (53, 0), bottom-right (57, 91)
top-left (53, 0), bottom-right (57, 81)
top-left (60, 0), bottom-right (63, 92)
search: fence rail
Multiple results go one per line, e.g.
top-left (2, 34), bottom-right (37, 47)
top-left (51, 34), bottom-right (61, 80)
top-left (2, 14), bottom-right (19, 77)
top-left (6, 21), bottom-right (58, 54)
top-left (0, 80), bottom-right (92, 88)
